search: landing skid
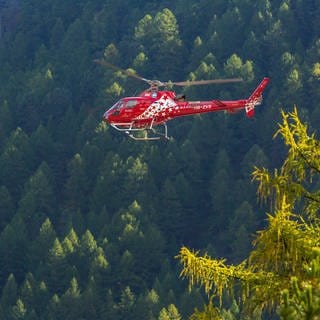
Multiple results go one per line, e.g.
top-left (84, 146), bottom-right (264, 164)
top-left (111, 121), bottom-right (170, 141)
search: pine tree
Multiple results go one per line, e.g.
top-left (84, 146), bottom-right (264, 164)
top-left (17, 163), bottom-right (56, 237)
top-left (79, 277), bottom-right (99, 319)
top-left (62, 228), bottom-right (79, 258)
top-left (35, 281), bottom-right (49, 316)
top-left (59, 277), bottom-right (81, 319)
top-left (11, 298), bottom-right (27, 320)
top-left (0, 219), bottom-right (28, 284)
top-left (20, 273), bottom-right (36, 311)
top-left (226, 201), bottom-right (257, 262)
top-left (29, 218), bottom-right (56, 272)
top-left (89, 247), bottom-right (109, 292)
top-left (0, 274), bottom-right (18, 310)
top-left (117, 286), bottom-right (136, 319)
top-left (46, 294), bottom-right (63, 320)
top-left (134, 8), bottom-right (185, 79)
top-left (77, 230), bottom-right (100, 284)
top-left (30, 125), bottom-right (55, 170)
top-left (45, 238), bottom-right (70, 295)
top-left (159, 178), bottom-right (184, 247)
top-left (158, 304), bottom-right (181, 320)
top-left (65, 153), bottom-right (89, 212)
top-left (0, 128), bottom-right (32, 200)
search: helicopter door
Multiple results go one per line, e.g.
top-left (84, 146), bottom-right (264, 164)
top-left (122, 100), bottom-right (137, 117)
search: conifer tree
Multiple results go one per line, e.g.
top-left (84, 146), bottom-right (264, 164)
top-left (79, 276), bottom-right (99, 319)
top-left (65, 153), bottom-right (88, 212)
top-left (134, 8), bottom-right (184, 79)
top-left (0, 274), bottom-right (18, 310)
top-left (11, 298), bottom-right (27, 320)
top-left (158, 304), bottom-right (181, 320)
top-left (0, 219), bottom-right (28, 284)
top-left (117, 286), bottom-right (136, 319)
top-left (0, 129), bottom-right (32, 200)
top-left (29, 218), bottom-right (56, 270)
top-left (62, 228), bottom-right (79, 258)
top-left (36, 281), bottom-right (49, 314)
top-left (178, 108), bottom-right (320, 318)
top-left (46, 294), bottom-right (63, 320)
top-left (59, 277), bottom-right (82, 319)
top-left (30, 125), bottom-right (55, 171)
top-left (45, 238), bottom-right (70, 295)
top-left (20, 273), bottom-right (36, 311)
top-left (17, 163), bottom-right (56, 237)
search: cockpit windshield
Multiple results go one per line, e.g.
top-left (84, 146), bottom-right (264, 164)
top-left (110, 100), bottom-right (124, 114)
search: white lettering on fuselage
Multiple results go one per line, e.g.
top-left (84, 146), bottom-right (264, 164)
top-left (189, 103), bottom-right (212, 110)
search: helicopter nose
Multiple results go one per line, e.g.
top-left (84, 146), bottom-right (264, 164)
top-left (103, 110), bottom-right (110, 123)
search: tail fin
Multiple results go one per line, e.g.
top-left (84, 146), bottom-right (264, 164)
top-left (245, 77), bottom-right (270, 118)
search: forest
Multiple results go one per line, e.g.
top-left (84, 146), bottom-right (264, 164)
top-left (0, 0), bottom-right (319, 319)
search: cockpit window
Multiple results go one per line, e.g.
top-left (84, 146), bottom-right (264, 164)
top-left (116, 101), bottom-right (124, 110)
top-left (126, 100), bottom-right (137, 108)
top-left (110, 100), bottom-right (124, 114)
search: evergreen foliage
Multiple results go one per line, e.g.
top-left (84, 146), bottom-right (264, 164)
top-left (0, 0), bottom-right (319, 318)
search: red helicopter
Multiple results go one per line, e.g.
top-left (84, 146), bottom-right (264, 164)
top-left (95, 60), bottom-right (270, 140)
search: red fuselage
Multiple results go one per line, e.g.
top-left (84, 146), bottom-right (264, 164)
top-left (103, 78), bottom-right (270, 130)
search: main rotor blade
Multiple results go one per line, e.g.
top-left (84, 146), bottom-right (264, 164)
top-left (171, 78), bottom-right (243, 86)
top-left (93, 59), bottom-right (148, 82)
top-left (94, 59), bottom-right (243, 89)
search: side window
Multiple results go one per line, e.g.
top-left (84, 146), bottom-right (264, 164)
top-left (126, 100), bottom-right (137, 108)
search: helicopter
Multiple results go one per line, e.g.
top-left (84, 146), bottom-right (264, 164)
top-left (95, 59), bottom-right (270, 141)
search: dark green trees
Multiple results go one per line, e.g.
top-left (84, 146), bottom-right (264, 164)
top-left (134, 8), bottom-right (185, 79)
top-left (1, 0), bottom-right (320, 318)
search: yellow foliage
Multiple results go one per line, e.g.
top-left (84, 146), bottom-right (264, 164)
top-left (312, 63), bottom-right (320, 78)
top-left (178, 108), bottom-right (320, 317)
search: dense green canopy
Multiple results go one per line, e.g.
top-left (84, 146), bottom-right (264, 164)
top-left (0, 0), bottom-right (319, 318)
